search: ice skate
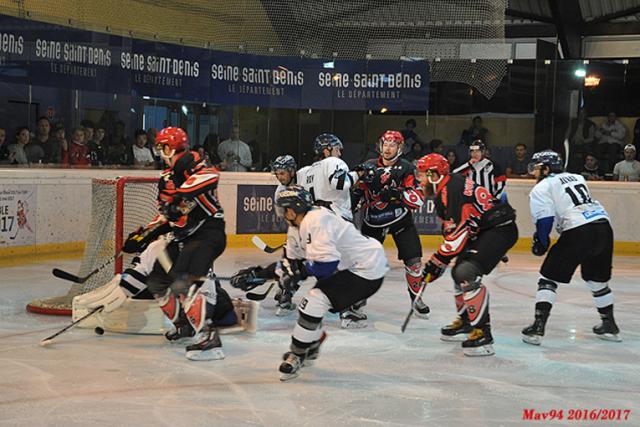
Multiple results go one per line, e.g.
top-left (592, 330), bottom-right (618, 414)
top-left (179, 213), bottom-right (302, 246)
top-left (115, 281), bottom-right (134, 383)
top-left (279, 352), bottom-right (305, 381)
top-left (462, 327), bottom-right (495, 356)
top-left (340, 306), bottom-right (368, 329)
top-left (440, 317), bottom-right (473, 342)
top-left (413, 296), bottom-right (430, 319)
top-left (185, 323), bottom-right (225, 361)
top-left (593, 319), bottom-right (622, 342)
top-left (521, 318), bottom-right (546, 346)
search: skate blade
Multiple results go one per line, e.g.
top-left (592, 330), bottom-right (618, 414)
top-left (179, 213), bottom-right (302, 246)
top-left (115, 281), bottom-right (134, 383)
top-left (596, 333), bottom-right (622, 342)
top-left (186, 348), bottom-right (225, 361)
top-left (275, 306), bottom-right (297, 317)
top-left (413, 312), bottom-right (430, 319)
top-left (463, 344), bottom-right (495, 357)
top-left (440, 334), bottom-right (468, 342)
top-left (279, 370), bottom-right (300, 381)
top-left (341, 320), bottom-right (368, 329)
top-left (522, 334), bottom-right (542, 346)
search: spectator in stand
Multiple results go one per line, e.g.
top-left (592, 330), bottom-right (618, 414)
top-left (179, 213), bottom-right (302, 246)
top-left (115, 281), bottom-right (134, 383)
top-left (218, 125), bottom-right (252, 172)
top-left (633, 118), bottom-right (640, 154)
top-left (146, 127), bottom-right (160, 166)
top-left (106, 125), bottom-right (131, 166)
top-left (8, 127), bottom-right (32, 165)
top-left (445, 149), bottom-right (460, 171)
top-left (460, 116), bottom-right (489, 147)
top-left (404, 141), bottom-right (425, 164)
top-left (54, 124), bottom-right (69, 165)
top-left (581, 153), bottom-right (605, 181)
top-left (34, 116), bottom-right (61, 164)
top-left (203, 133), bottom-right (223, 167)
top-left (0, 126), bottom-right (9, 164)
top-left (400, 119), bottom-right (425, 154)
top-left (595, 112), bottom-right (626, 172)
top-left (193, 144), bottom-right (206, 160)
top-left (248, 139), bottom-right (264, 171)
top-left (564, 108), bottom-right (596, 172)
top-left (429, 138), bottom-right (445, 155)
top-left (68, 127), bottom-right (90, 166)
top-left (506, 143), bottom-right (532, 178)
top-left (88, 125), bottom-right (108, 166)
top-left (82, 120), bottom-right (102, 166)
top-left (132, 129), bottom-right (155, 167)
top-left (613, 144), bottom-right (640, 182)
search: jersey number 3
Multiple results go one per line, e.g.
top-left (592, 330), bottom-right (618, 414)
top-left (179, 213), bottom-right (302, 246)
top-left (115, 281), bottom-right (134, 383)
top-left (565, 183), bottom-right (592, 206)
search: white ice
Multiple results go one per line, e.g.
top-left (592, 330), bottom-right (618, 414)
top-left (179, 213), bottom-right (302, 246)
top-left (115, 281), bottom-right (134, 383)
top-left (1, 249), bottom-right (638, 426)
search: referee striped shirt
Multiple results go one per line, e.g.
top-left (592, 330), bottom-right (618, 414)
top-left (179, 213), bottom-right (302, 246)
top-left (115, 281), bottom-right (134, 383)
top-left (453, 158), bottom-right (507, 199)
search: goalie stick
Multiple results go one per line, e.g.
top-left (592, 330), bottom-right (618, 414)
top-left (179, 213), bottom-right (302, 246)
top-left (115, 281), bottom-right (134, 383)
top-left (52, 251), bottom-right (122, 284)
top-left (251, 235), bottom-right (285, 254)
top-left (374, 274), bottom-right (431, 334)
top-left (40, 306), bottom-right (104, 346)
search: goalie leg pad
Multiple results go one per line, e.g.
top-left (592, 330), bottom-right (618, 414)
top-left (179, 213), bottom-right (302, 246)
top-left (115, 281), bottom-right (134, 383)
top-left (157, 288), bottom-right (180, 323)
top-left (184, 279), bottom-right (217, 334)
top-left (72, 275), bottom-right (121, 324)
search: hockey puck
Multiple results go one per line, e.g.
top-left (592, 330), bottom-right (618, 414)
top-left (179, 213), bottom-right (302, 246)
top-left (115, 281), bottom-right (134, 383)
top-left (94, 327), bottom-right (105, 335)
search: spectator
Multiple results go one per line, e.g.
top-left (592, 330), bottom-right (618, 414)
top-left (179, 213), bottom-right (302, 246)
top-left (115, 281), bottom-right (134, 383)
top-left (460, 115), bottom-right (489, 147)
top-left (203, 133), bottom-right (223, 167)
top-left (633, 118), bottom-right (640, 154)
top-left (581, 153), bottom-right (605, 181)
top-left (429, 139), bottom-right (444, 155)
top-left (506, 143), bottom-right (532, 178)
top-left (218, 125), bottom-right (252, 172)
top-left (404, 141), bottom-right (425, 164)
top-left (613, 144), bottom-right (640, 182)
top-left (193, 144), bottom-right (206, 160)
top-left (248, 139), bottom-right (264, 171)
top-left (595, 112), bottom-right (626, 172)
top-left (132, 129), bottom-right (154, 167)
top-left (7, 127), bottom-right (32, 165)
top-left (88, 125), bottom-right (108, 166)
top-left (564, 109), bottom-right (596, 172)
top-left (81, 119), bottom-right (95, 145)
top-left (400, 119), bottom-right (424, 153)
top-left (68, 127), bottom-right (90, 166)
top-left (0, 126), bottom-right (9, 164)
top-left (54, 124), bottom-right (69, 165)
top-left (34, 116), bottom-right (61, 164)
top-left (445, 149), bottom-right (460, 170)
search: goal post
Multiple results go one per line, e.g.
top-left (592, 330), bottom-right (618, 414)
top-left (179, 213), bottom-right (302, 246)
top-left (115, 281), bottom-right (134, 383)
top-left (26, 176), bottom-right (159, 316)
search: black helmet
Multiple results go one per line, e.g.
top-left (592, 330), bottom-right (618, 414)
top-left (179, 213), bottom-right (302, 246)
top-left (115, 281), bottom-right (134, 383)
top-left (313, 133), bottom-right (343, 155)
top-left (271, 155), bottom-right (297, 173)
top-left (528, 150), bottom-right (563, 174)
top-left (276, 185), bottom-right (314, 214)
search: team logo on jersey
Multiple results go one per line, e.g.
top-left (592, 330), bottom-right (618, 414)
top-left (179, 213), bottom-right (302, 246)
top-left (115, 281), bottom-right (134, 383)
top-left (380, 168), bottom-right (392, 184)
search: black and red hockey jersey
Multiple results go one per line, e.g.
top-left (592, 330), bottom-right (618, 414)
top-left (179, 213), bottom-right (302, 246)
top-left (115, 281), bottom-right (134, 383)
top-left (432, 173), bottom-right (515, 264)
top-left (352, 157), bottom-right (424, 227)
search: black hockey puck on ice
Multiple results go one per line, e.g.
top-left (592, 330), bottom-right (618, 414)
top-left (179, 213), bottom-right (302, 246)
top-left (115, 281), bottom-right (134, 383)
top-left (94, 327), bottom-right (105, 335)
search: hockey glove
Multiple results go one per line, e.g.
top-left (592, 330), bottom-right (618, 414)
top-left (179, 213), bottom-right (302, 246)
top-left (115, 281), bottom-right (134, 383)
top-left (122, 227), bottom-right (147, 254)
top-left (230, 266), bottom-right (267, 291)
top-left (379, 186), bottom-right (403, 202)
top-left (531, 233), bottom-right (549, 256)
top-left (423, 256), bottom-right (447, 283)
top-left (354, 162), bottom-right (378, 184)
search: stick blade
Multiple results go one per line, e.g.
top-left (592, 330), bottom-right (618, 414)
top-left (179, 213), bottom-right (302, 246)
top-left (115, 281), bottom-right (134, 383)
top-left (52, 268), bottom-right (83, 283)
top-left (251, 235), bottom-right (268, 251)
top-left (245, 283), bottom-right (275, 301)
top-left (374, 321), bottom-right (401, 334)
top-left (39, 339), bottom-right (53, 347)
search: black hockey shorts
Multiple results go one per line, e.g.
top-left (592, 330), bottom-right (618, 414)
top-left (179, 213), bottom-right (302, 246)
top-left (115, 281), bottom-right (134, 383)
top-left (541, 219), bottom-right (613, 284)
top-left (315, 270), bottom-right (384, 312)
top-left (361, 212), bottom-right (422, 261)
top-left (457, 222), bottom-right (518, 274)
top-left (147, 218), bottom-right (226, 295)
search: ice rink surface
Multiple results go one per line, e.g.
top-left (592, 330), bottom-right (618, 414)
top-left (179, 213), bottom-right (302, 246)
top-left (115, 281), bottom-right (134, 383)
top-left (1, 249), bottom-right (638, 427)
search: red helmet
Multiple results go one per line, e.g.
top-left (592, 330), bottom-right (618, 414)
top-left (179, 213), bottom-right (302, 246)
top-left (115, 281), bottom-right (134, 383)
top-left (378, 130), bottom-right (405, 161)
top-left (416, 153), bottom-right (450, 176)
top-left (156, 127), bottom-right (189, 154)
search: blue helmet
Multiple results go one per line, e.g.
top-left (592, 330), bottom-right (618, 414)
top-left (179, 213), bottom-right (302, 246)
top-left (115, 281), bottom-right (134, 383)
top-left (276, 185), bottom-right (314, 214)
top-left (528, 150), bottom-right (563, 174)
top-left (313, 133), bottom-right (343, 155)
top-left (271, 155), bottom-right (297, 173)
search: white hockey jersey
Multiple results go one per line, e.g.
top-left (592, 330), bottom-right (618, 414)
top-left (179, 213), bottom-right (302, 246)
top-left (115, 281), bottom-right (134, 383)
top-left (529, 172), bottom-right (609, 234)
top-left (286, 207), bottom-right (389, 280)
top-left (297, 158), bottom-right (354, 220)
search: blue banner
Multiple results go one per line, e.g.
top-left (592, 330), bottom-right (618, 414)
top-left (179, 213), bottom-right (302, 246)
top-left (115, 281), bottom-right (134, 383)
top-left (0, 14), bottom-right (429, 111)
top-left (236, 185), bottom-right (287, 234)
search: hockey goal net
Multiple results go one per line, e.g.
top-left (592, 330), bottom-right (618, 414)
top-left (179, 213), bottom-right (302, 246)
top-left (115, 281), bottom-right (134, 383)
top-left (26, 176), bottom-right (159, 316)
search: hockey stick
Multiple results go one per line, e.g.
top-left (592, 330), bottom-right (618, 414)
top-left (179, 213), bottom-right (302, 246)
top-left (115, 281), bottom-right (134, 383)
top-left (39, 306), bottom-right (104, 346)
top-left (245, 282), bottom-right (275, 301)
top-left (374, 273), bottom-right (431, 334)
top-left (251, 235), bottom-right (284, 254)
top-left (52, 251), bottom-right (122, 284)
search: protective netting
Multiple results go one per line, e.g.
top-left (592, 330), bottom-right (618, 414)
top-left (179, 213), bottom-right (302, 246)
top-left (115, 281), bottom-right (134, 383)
top-left (26, 177), bottom-right (158, 315)
top-left (0, 0), bottom-right (508, 98)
